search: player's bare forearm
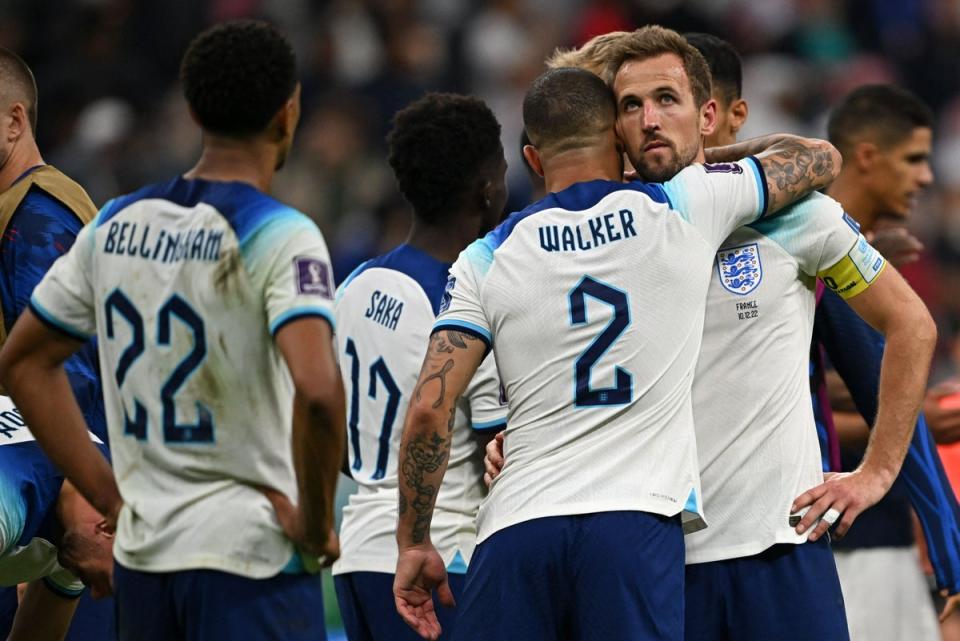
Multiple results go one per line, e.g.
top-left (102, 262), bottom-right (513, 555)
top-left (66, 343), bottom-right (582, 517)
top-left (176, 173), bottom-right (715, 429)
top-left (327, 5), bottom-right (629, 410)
top-left (292, 383), bottom-right (345, 543)
top-left (7, 580), bottom-right (80, 641)
top-left (758, 136), bottom-right (840, 212)
top-left (397, 330), bottom-right (485, 549)
top-left (793, 268), bottom-right (935, 540)
top-left (848, 268), bottom-right (937, 486)
top-left (0, 311), bottom-right (121, 523)
top-left (276, 317), bottom-right (346, 548)
top-left (704, 133), bottom-right (798, 163)
top-left (711, 134), bottom-right (840, 214)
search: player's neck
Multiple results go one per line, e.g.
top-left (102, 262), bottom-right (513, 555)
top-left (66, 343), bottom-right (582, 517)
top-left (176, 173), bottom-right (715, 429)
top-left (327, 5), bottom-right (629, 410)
top-left (0, 136), bottom-right (43, 193)
top-left (826, 172), bottom-right (880, 232)
top-left (185, 137), bottom-right (278, 193)
top-left (542, 147), bottom-right (623, 194)
top-left (407, 218), bottom-right (475, 263)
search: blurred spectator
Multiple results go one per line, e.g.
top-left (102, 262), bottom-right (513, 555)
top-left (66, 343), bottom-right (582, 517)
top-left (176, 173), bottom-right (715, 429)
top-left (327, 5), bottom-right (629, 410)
top-left (0, 0), bottom-right (955, 349)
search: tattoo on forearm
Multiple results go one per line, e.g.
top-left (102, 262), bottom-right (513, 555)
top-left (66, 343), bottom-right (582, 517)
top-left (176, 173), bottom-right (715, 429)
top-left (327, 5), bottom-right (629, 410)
top-left (762, 139), bottom-right (836, 211)
top-left (447, 331), bottom-right (479, 349)
top-left (414, 331), bottom-right (480, 408)
top-left (416, 360), bottom-right (454, 408)
top-left (400, 431), bottom-right (452, 544)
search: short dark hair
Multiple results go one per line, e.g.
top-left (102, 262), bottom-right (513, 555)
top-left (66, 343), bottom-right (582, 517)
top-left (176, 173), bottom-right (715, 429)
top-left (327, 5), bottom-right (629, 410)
top-left (828, 85), bottom-right (934, 155)
top-left (684, 32), bottom-right (742, 104)
top-left (387, 93), bottom-right (502, 224)
top-left (0, 48), bottom-right (38, 133)
top-left (523, 67), bottom-right (616, 154)
top-left (180, 20), bottom-right (296, 138)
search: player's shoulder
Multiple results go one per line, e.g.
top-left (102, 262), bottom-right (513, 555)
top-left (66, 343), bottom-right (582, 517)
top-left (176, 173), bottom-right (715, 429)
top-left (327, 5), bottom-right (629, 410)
top-left (337, 244), bottom-right (450, 315)
top-left (480, 179), bottom-right (671, 254)
top-left (748, 192), bottom-right (847, 242)
top-left (98, 176), bottom-right (317, 245)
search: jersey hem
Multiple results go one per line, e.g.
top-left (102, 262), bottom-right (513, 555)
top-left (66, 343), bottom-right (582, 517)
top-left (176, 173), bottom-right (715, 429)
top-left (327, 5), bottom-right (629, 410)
top-left (685, 529), bottom-right (810, 564)
top-left (113, 550), bottom-right (291, 579)
top-left (476, 497), bottom-right (698, 544)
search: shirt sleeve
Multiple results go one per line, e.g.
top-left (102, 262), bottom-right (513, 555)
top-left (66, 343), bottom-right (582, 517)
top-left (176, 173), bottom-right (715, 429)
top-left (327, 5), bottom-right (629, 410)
top-left (464, 352), bottom-right (508, 433)
top-left (256, 217), bottom-right (336, 336)
top-left (43, 564), bottom-right (85, 598)
top-left (28, 222), bottom-right (96, 341)
top-left (661, 157), bottom-right (767, 248)
top-left (749, 192), bottom-right (886, 299)
top-left (432, 241), bottom-right (492, 348)
top-left (817, 233), bottom-right (886, 300)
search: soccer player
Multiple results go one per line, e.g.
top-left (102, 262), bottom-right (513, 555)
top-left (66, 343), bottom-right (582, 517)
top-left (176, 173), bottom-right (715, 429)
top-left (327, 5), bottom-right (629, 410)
top-left (691, 33), bottom-right (960, 628)
top-left (818, 85), bottom-right (953, 641)
top-left (0, 397), bottom-right (113, 641)
top-left (0, 47), bottom-right (111, 640)
top-left (485, 29), bottom-right (937, 641)
top-left (395, 47), bottom-right (840, 639)
top-left (332, 93), bottom-right (508, 641)
top-left (0, 20), bottom-right (345, 641)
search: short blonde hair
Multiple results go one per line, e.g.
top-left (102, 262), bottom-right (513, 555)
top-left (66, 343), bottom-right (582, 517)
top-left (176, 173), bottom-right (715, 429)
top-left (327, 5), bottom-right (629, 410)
top-left (604, 26), bottom-right (712, 106)
top-left (545, 31), bottom-right (630, 80)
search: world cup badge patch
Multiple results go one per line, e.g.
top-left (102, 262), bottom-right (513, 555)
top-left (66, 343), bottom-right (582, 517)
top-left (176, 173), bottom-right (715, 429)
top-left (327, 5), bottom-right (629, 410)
top-left (716, 243), bottom-right (762, 295)
top-left (294, 256), bottom-right (332, 299)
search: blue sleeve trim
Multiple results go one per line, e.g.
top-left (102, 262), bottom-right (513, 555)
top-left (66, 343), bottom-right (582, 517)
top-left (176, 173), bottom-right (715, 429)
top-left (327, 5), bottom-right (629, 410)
top-left (42, 576), bottom-right (84, 599)
top-left (747, 156), bottom-right (769, 220)
top-left (472, 417), bottom-right (507, 434)
top-left (28, 297), bottom-right (91, 342)
top-left (432, 320), bottom-right (492, 347)
top-left (270, 306), bottom-right (335, 336)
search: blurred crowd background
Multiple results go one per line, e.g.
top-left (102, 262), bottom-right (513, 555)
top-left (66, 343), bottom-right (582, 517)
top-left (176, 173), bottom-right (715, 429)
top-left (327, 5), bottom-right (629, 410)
top-left (5, 0), bottom-right (960, 379)
top-left (6, 0), bottom-right (960, 634)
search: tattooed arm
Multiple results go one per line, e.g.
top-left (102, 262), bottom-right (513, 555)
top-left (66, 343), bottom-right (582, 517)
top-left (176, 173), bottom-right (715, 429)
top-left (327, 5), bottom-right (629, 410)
top-left (394, 329), bottom-right (487, 640)
top-left (705, 133), bottom-right (842, 214)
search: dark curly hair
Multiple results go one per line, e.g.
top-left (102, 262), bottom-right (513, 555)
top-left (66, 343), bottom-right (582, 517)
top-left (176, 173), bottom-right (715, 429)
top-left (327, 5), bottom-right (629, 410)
top-left (180, 20), bottom-right (296, 138)
top-left (387, 93), bottom-right (502, 224)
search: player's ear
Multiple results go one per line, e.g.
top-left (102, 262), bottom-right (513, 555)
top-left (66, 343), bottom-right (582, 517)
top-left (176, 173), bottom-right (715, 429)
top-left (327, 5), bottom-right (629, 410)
top-left (699, 97), bottom-right (718, 137)
top-left (275, 84), bottom-right (302, 142)
top-left (522, 144), bottom-right (544, 178)
top-left (478, 179), bottom-right (494, 211)
top-left (729, 99), bottom-right (748, 136)
top-left (852, 141), bottom-right (878, 173)
top-left (7, 102), bottom-right (29, 142)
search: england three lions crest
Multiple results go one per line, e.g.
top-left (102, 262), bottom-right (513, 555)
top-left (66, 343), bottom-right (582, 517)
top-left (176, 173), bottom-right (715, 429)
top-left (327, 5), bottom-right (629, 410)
top-left (716, 243), bottom-right (762, 295)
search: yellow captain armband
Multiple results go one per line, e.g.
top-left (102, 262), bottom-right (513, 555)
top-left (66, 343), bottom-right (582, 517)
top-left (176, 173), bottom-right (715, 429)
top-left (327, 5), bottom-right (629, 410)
top-left (818, 235), bottom-right (887, 299)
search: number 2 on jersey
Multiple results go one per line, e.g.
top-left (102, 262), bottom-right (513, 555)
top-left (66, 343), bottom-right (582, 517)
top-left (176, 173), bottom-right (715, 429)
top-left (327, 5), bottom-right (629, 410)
top-left (105, 290), bottom-right (213, 443)
top-left (568, 276), bottom-right (633, 406)
top-left (344, 338), bottom-right (401, 480)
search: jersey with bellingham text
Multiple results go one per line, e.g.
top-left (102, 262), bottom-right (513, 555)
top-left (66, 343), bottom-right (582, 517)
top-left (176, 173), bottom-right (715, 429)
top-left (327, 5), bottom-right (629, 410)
top-left (30, 177), bottom-right (336, 578)
top-left (331, 244), bottom-right (507, 575)
top-left (437, 158), bottom-right (769, 543)
top-left (685, 192), bottom-right (885, 564)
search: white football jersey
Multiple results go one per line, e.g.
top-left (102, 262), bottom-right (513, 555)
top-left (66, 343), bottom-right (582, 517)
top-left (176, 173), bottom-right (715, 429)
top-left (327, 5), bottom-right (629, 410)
top-left (437, 159), bottom-right (769, 543)
top-left (332, 244), bottom-right (506, 575)
top-left (30, 177), bottom-right (336, 578)
top-left (686, 192), bottom-right (885, 563)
